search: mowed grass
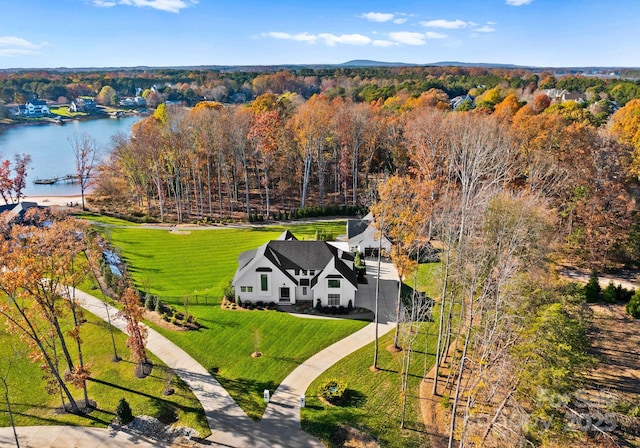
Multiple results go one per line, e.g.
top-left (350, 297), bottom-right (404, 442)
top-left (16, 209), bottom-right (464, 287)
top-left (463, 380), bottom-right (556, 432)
top-left (0, 308), bottom-right (209, 435)
top-left (103, 221), bottom-right (368, 419)
top-left (301, 262), bottom-right (442, 447)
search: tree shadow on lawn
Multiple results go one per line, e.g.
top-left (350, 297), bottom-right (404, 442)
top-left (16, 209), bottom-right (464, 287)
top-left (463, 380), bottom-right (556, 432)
top-left (87, 377), bottom-right (203, 416)
top-left (213, 375), bottom-right (279, 420)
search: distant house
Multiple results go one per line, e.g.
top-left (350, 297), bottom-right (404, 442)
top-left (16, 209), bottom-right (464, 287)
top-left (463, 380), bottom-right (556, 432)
top-left (232, 231), bottom-right (358, 307)
top-left (347, 212), bottom-right (391, 257)
top-left (119, 96), bottom-right (146, 107)
top-left (22, 99), bottom-right (50, 116)
top-left (560, 91), bottom-right (586, 103)
top-left (70, 98), bottom-right (97, 113)
top-left (542, 89), bottom-right (586, 104)
top-left (450, 94), bottom-right (475, 110)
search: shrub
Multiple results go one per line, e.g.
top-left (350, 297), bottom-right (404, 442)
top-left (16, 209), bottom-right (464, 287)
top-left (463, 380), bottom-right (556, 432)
top-left (223, 282), bottom-right (235, 301)
top-left (440, 394), bottom-right (452, 410)
top-left (237, 298), bottom-right (243, 307)
top-left (115, 398), bottom-right (134, 424)
top-left (602, 281), bottom-right (617, 304)
top-left (315, 299), bottom-right (323, 312)
top-left (627, 291), bottom-right (640, 318)
top-left (584, 272), bottom-right (601, 303)
top-left (320, 379), bottom-right (347, 404)
top-left (347, 299), bottom-right (353, 312)
top-left (144, 294), bottom-right (155, 311)
top-left (155, 298), bottom-right (163, 313)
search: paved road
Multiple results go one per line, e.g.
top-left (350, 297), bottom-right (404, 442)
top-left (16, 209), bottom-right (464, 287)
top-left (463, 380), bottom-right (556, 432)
top-left (0, 259), bottom-right (400, 448)
top-left (260, 258), bottom-right (398, 434)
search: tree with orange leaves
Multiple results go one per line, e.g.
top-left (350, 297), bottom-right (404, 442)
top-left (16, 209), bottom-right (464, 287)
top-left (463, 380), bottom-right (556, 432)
top-left (119, 286), bottom-right (149, 376)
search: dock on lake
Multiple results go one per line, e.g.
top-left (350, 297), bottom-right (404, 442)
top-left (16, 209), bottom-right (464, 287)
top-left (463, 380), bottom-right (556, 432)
top-left (34, 174), bottom-right (77, 185)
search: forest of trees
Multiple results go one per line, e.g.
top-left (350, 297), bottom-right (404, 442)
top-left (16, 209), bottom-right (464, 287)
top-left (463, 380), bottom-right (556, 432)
top-left (1, 65), bottom-right (639, 108)
top-left (92, 78), bottom-right (640, 271)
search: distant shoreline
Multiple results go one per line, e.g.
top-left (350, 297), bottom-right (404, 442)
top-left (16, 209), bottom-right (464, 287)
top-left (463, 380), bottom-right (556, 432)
top-left (0, 110), bottom-right (148, 131)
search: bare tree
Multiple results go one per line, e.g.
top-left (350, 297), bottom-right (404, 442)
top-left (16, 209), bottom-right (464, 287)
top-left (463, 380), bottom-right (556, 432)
top-left (69, 133), bottom-right (99, 210)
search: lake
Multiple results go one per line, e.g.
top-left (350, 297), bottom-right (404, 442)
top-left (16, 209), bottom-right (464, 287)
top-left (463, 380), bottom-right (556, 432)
top-left (0, 115), bottom-right (143, 196)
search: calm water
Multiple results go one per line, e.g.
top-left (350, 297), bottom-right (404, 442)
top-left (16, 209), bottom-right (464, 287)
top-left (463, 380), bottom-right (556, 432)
top-left (0, 116), bottom-right (142, 196)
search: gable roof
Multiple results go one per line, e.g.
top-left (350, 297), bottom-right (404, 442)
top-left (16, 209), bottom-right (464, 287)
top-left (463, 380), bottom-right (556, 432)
top-left (235, 237), bottom-right (357, 289)
top-left (277, 230), bottom-right (297, 241)
top-left (347, 219), bottom-right (368, 239)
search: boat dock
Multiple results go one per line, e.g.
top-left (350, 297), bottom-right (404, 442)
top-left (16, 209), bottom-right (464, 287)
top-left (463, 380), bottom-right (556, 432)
top-left (34, 174), bottom-right (77, 185)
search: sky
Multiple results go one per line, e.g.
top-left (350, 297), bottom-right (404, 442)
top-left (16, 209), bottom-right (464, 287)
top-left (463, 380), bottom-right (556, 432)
top-left (0, 0), bottom-right (639, 69)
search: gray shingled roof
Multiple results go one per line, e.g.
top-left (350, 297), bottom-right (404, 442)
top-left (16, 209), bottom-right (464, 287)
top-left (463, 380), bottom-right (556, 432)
top-left (347, 219), bottom-right (368, 239)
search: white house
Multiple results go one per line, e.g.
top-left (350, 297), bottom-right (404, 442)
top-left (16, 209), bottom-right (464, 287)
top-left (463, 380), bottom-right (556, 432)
top-left (232, 231), bottom-right (358, 307)
top-left (347, 212), bottom-right (391, 256)
top-left (23, 99), bottom-right (50, 116)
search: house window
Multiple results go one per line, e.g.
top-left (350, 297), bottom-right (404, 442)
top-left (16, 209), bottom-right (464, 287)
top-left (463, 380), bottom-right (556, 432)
top-left (247, 286), bottom-right (253, 292)
top-left (328, 294), bottom-right (341, 306)
top-left (301, 270), bottom-right (308, 276)
top-left (309, 270), bottom-right (315, 275)
top-left (302, 286), bottom-right (308, 295)
top-left (240, 286), bottom-right (246, 292)
top-left (328, 279), bottom-right (341, 288)
top-left (260, 274), bottom-right (269, 291)
top-left (295, 269), bottom-right (300, 276)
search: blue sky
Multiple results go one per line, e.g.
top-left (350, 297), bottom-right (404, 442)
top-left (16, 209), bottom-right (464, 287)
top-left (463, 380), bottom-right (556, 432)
top-left (0, 0), bottom-right (638, 69)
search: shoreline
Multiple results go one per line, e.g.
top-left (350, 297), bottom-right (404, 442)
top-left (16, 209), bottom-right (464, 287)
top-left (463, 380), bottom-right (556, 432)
top-left (0, 109), bottom-right (149, 131)
top-left (24, 194), bottom-right (83, 207)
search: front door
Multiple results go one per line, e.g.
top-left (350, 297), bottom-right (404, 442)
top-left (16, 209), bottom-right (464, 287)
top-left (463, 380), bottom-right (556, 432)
top-left (279, 287), bottom-right (291, 303)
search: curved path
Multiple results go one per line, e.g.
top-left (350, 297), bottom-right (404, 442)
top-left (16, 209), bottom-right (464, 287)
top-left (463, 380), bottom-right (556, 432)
top-left (0, 259), bottom-right (399, 447)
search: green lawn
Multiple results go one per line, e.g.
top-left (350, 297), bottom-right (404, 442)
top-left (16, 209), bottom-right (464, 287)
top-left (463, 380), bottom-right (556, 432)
top-left (49, 106), bottom-right (86, 117)
top-left (0, 308), bottom-right (209, 436)
top-left (301, 262), bottom-right (442, 447)
top-left (101, 221), bottom-right (368, 419)
top-left (74, 211), bottom-right (141, 227)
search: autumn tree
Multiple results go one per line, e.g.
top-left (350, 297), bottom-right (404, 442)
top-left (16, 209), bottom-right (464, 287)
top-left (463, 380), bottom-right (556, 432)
top-left (0, 214), bottom-right (96, 414)
top-left (119, 286), bottom-right (149, 377)
top-left (0, 154), bottom-right (31, 205)
top-left (70, 133), bottom-right (99, 210)
top-left (96, 85), bottom-right (117, 106)
top-left (371, 175), bottom-right (430, 350)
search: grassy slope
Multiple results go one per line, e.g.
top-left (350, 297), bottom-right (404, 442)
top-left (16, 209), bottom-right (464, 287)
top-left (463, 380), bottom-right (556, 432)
top-left (301, 262), bottom-right (442, 448)
top-left (0, 311), bottom-right (209, 435)
top-left (105, 221), bottom-right (368, 419)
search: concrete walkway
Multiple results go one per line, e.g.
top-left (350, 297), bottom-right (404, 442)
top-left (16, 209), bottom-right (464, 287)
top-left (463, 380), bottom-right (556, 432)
top-left (260, 259), bottom-right (399, 434)
top-left (0, 258), bottom-right (399, 447)
top-left (0, 425), bottom-right (172, 448)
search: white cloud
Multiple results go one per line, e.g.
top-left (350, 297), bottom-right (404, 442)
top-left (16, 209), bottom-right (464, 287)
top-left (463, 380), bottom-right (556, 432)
top-left (318, 33), bottom-right (371, 46)
top-left (263, 32), bottom-right (318, 43)
top-left (425, 31), bottom-right (447, 39)
top-left (263, 32), bottom-right (371, 46)
top-left (420, 19), bottom-right (468, 29)
top-left (0, 36), bottom-right (50, 57)
top-left (91, 0), bottom-right (196, 13)
top-left (373, 40), bottom-right (397, 48)
top-left (361, 12), bottom-right (395, 22)
top-left (92, 0), bottom-right (117, 6)
top-left (506, 0), bottom-right (533, 5)
top-left (388, 32), bottom-right (427, 46)
top-left (473, 25), bottom-right (496, 33)
top-left (393, 18), bottom-right (407, 24)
